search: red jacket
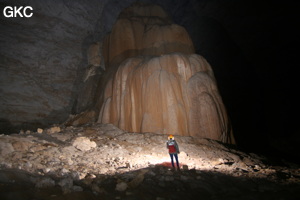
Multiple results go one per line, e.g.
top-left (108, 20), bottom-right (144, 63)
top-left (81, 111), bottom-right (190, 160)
top-left (166, 139), bottom-right (179, 154)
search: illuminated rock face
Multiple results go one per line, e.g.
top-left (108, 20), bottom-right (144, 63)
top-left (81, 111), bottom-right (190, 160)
top-left (102, 3), bottom-right (194, 68)
top-left (97, 3), bottom-right (234, 144)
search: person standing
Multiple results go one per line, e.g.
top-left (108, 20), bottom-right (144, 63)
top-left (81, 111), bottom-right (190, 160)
top-left (166, 134), bottom-right (180, 169)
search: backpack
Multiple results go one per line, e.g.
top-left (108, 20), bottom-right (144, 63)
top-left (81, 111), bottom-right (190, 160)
top-left (167, 140), bottom-right (177, 153)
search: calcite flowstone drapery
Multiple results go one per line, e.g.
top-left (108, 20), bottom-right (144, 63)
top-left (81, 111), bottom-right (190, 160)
top-left (97, 3), bottom-right (234, 144)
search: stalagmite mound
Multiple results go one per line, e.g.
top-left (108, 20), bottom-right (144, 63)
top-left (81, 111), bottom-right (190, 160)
top-left (92, 3), bottom-right (234, 143)
top-left (102, 3), bottom-right (194, 68)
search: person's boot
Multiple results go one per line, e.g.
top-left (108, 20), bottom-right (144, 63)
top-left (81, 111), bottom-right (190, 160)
top-left (171, 161), bottom-right (175, 168)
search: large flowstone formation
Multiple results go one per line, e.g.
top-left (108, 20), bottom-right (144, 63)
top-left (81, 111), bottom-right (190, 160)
top-left (96, 3), bottom-right (234, 143)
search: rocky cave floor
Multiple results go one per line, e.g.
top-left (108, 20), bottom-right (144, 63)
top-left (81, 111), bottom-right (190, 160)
top-left (0, 123), bottom-right (299, 200)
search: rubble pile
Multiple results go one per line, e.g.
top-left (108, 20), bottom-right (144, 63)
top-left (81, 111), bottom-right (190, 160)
top-left (0, 124), bottom-right (299, 199)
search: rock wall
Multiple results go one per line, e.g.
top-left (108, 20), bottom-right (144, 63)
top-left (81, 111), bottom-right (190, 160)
top-left (0, 0), bottom-right (105, 132)
top-left (97, 3), bottom-right (234, 143)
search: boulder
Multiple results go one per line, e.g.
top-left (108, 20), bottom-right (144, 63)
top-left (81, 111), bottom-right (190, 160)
top-left (58, 177), bottom-right (73, 193)
top-left (72, 137), bottom-right (97, 151)
top-left (115, 182), bottom-right (128, 192)
top-left (47, 126), bottom-right (61, 134)
top-left (37, 128), bottom-right (43, 134)
top-left (0, 142), bottom-right (14, 156)
top-left (35, 177), bottom-right (55, 188)
top-left (12, 141), bottom-right (32, 152)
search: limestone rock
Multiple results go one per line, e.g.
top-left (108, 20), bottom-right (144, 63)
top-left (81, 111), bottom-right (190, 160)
top-left (128, 169), bottom-right (148, 188)
top-left (87, 42), bottom-right (102, 67)
top-left (0, 142), bottom-right (14, 156)
top-left (65, 111), bottom-right (96, 126)
top-left (182, 165), bottom-right (189, 171)
top-left (12, 141), bottom-right (32, 152)
top-left (72, 185), bottom-right (83, 192)
top-left (98, 54), bottom-right (233, 143)
top-left (103, 2), bottom-right (194, 68)
top-left (47, 126), bottom-right (61, 134)
top-left (115, 182), bottom-right (128, 192)
top-left (37, 128), bottom-right (43, 134)
top-left (0, 124), bottom-right (298, 199)
top-left (0, 0), bottom-right (104, 132)
top-left (35, 177), bottom-right (55, 188)
top-left (58, 177), bottom-right (73, 193)
top-left (97, 3), bottom-right (234, 144)
top-left (72, 137), bottom-right (97, 151)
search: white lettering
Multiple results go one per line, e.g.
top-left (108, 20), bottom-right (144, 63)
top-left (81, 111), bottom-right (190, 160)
top-left (3, 6), bottom-right (13, 18)
top-left (23, 6), bottom-right (33, 18)
top-left (3, 6), bottom-right (33, 18)
top-left (14, 6), bottom-right (23, 17)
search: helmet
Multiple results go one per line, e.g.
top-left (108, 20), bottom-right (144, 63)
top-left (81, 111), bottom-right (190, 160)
top-left (168, 134), bottom-right (174, 140)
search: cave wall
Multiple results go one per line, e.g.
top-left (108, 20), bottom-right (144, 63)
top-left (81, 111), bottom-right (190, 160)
top-left (0, 0), bottom-right (278, 133)
top-left (1, 0), bottom-right (298, 155)
top-left (1, 0), bottom-right (224, 133)
top-left (0, 0), bottom-right (105, 132)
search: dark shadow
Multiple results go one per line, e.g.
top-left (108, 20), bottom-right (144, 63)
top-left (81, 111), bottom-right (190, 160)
top-left (171, 14), bottom-right (269, 158)
top-left (0, 165), bottom-right (300, 200)
top-left (0, 118), bottom-right (46, 135)
top-left (166, 2), bottom-right (300, 165)
top-left (0, 119), bottom-right (16, 134)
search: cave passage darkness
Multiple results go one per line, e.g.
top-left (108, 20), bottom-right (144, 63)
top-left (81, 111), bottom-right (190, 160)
top-left (158, 0), bottom-right (300, 163)
top-left (0, 0), bottom-right (300, 163)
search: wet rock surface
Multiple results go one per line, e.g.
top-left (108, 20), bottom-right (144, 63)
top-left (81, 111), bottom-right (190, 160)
top-left (0, 123), bottom-right (299, 200)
